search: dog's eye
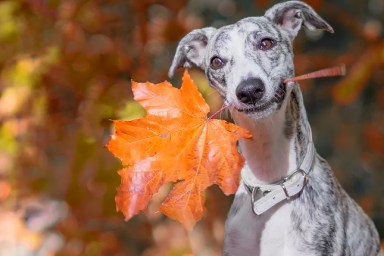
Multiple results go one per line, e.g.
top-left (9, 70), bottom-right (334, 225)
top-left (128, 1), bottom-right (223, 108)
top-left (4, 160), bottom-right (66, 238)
top-left (259, 38), bottom-right (275, 51)
top-left (210, 56), bottom-right (225, 69)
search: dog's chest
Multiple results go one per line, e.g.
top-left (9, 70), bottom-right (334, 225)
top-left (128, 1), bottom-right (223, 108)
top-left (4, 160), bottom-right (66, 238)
top-left (224, 185), bottom-right (304, 256)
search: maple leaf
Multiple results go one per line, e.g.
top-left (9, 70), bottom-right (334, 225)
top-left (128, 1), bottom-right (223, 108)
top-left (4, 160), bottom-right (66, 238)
top-left (106, 70), bottom-right (251, 229)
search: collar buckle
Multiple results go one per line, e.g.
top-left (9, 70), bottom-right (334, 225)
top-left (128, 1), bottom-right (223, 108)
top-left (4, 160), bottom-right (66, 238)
top-left (251, 187), bottom-right (271, 205)
top-left (241, 136), bottom-right (316, 215)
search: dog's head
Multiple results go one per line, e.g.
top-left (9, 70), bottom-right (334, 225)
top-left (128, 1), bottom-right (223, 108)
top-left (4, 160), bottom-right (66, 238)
top-left (169, 1), bottom-right (333, 119)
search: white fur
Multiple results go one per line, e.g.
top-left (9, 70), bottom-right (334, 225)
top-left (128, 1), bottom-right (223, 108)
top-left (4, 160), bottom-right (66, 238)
top-left (230, 88), bottom-right (296, 184)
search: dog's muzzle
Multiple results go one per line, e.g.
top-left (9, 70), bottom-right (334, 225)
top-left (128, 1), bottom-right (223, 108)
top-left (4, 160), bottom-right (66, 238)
top-left (235, 82), bottom-right (286, 113)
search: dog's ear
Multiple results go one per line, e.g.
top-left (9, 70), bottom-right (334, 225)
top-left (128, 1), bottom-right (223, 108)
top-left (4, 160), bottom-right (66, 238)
top-left (264, 1), bottom-right (333, 40)
top-left (168, 27), bottom-right (216, 77)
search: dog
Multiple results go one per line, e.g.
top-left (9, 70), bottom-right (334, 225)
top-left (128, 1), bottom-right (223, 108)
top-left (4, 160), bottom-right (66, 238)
top-left (168, 1), bottom-right (382, 255)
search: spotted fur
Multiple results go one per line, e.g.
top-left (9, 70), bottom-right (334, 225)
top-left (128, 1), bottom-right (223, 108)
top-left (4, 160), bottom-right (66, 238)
top-left (169, 1), bottom-right (382, 255)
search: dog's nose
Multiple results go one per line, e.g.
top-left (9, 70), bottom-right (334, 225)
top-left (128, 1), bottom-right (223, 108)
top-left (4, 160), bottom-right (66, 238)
top-left (236, 78), bottom-right (265, 104)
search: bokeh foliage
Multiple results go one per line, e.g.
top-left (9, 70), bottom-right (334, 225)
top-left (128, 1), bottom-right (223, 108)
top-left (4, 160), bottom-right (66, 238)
top-left (0, 0), bottom-right (382, 255)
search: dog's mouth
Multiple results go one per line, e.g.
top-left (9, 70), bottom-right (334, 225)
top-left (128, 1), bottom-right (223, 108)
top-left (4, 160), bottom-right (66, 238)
top-left (235, 82), bottom-right (286, 114)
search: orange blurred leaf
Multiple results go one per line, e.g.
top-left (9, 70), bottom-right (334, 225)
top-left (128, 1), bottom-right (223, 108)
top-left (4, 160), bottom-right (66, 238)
top-left (332, 43), bottom-right (384, 105)
top-left (106, 70), bottom-right (251, 229)
top-left (0, 181), bottom-right (11, 201)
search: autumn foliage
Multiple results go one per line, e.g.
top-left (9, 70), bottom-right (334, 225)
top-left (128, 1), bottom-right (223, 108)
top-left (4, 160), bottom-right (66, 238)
top-left (0, 0), bottom-right (383, 254)
top-left (106, 70), bottom-right (251, 229)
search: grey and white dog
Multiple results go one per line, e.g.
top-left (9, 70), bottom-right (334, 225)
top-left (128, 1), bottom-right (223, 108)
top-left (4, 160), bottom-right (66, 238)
top-left (169, 1), bottom-right (382, 255)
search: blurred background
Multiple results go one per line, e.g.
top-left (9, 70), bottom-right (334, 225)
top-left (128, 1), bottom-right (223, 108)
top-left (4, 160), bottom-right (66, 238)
top-left (0, 0), bottom-right (383, 255)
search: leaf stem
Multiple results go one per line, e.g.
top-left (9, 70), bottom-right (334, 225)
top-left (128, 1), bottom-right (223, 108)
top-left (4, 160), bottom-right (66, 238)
top-left (284, 65), bottom-right (346, 84)
top-left (207, 104), bottom-right (232, 120)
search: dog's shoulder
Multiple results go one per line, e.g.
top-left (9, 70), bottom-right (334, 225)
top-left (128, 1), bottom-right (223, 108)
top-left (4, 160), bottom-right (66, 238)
top-left (292, 155), bottom-right (382, 255)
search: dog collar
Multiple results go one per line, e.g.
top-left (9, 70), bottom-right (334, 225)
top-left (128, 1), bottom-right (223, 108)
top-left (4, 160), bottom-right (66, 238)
top-left (241, 129), bottom-right (316, 215)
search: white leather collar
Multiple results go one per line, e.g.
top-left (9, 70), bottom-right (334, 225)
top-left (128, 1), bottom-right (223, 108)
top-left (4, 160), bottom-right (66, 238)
top-left (241, 128), bottom-right (316, 215)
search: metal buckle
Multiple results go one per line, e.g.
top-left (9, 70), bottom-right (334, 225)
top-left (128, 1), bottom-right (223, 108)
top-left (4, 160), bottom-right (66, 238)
top-left (284, 169), bottom-right (309, 185)
top-left (279, 169), bottom-right (309, 199)
top-left (251, 187), bottom-right (271, 205)
top-left (247, 168), bottom-right (310, 214)
top-left (297, 169), bottom-right (309, 186)
top-left (280, 183), bottom-right (290, 199)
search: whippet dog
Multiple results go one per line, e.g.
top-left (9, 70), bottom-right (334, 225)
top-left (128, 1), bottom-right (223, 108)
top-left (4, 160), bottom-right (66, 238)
top-left (168, 1), bottom-right (381, 255)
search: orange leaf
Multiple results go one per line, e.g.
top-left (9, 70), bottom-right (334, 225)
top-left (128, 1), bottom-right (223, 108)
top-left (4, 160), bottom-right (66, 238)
top-left (106, 70), bottom-right (251, 229)
top-left (332, 44), bottom-right (384, 105)
top-left (109, 117), bottom-right (172, 166)
top-left (115, 159), bottom-right (164, 220)
top-left (160, 181), bottom-right (204, 230)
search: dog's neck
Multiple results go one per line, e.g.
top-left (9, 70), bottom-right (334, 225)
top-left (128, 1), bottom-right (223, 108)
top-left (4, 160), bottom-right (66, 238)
top-left (231, 86), bottom-right (311, 184)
